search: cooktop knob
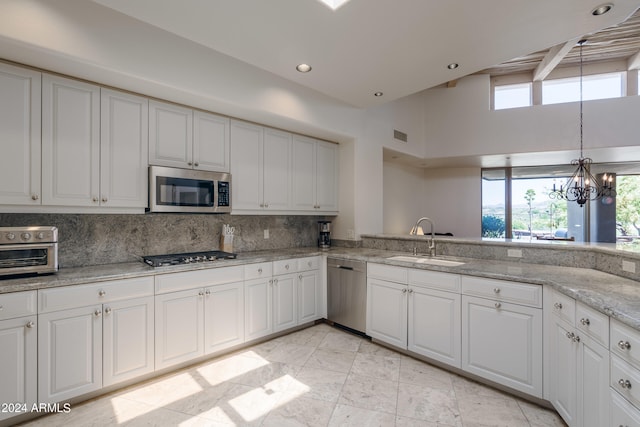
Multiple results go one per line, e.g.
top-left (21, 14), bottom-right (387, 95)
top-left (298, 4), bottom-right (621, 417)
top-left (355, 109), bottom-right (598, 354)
top-left (6, 232), bottom-right (16, 241)
top-left (21, 232), bottom-right (31, 241)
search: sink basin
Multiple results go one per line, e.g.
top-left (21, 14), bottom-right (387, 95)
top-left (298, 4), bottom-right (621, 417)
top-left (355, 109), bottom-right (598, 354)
top-left (387, 255), bottom-right (465, 267)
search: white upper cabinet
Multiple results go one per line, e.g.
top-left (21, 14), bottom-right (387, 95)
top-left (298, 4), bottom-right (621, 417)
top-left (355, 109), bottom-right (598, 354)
top-left (292, 135), bottom-right (338, 214)
top-left (100, 88), bottom-right (149, 208)
top-left (149, 100), bottom-right (230, 172)
top-left (0, 62), bottom-right (41, 205)
top-left (232, 122), bottom-right (338, 215)
top-left (194, 110), bottom-right (230, 172)
top-left (42, 74), bottom-right (101, 206)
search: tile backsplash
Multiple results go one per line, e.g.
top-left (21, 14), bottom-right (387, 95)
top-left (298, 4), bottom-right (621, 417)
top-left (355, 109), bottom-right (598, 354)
top-left (0, 213), bottom-right (330, 268)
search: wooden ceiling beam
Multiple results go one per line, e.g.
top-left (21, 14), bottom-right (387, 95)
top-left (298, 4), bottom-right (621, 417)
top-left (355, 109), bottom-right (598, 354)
top-left (533, 37), bottom-right (581, 81)
top-left (628, 49), bottom-right (640, 70)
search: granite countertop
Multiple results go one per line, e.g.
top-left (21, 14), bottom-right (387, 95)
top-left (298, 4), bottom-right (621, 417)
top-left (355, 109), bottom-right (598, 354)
top-left (2, 246), bottom-right (639, 331)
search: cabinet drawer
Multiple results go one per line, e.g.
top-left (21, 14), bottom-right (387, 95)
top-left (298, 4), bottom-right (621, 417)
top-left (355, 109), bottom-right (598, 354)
top-left (244, 262), bottom-right (272, 281)
top-left (612, 318), bottom-right (640, 370)
top-left (461, 276), bottom-right (541, 308)
top-left (611, 387), bottom-right (640, 426)
top-left (39, 277), bottom-right (154, 313)
top-left (575, 302), bottom-right (609, 348)
top-left (408, 269), bottom-right (460, 292)
top-left (0, 290), bottom-right (37, 320)
top-left (156, 266), bottom-right (243, 294)
top-left (273, 259), bottom-right (296, 275)
top-left (367, 263), bottom-right (407, 284)
top-left (297, 256), bottom-right (319, 271)
top-left (612, 354), bottom-right (640, 410)
top-left (547, 288), bottom-right (575, 326)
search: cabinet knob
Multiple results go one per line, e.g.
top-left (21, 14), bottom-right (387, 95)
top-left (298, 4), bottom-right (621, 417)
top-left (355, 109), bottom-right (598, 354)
top-left (402, 288), bottom-right (407, 293)
top-left (554, 302), bottom-right (563, 310)
top-left (31, 194), bottom-right (39, 201)
top-left (579, 318), bottom-right (590, 326)
top-left (194, 162), bottom-right (199, 167)
top-left (92, 197), bottom-right (99, 203)
top-left (0, 305), bottom-right (3, 310)
top-left (493, 287), bottom-right (500, 294)
top-left (308, 261), bottom-right (312, 267)
top-left (188, 162), bottom-right (193, 166)
top-left (285, 264), bottom-right (289, 270)
top-left (573, 334), bottom-right (581, 343)
top-left (258, 268), bottom-right (263, 274)
top-left (299, 274), bottom-right (303, 280)
top-left (269, 279), bottom-right (273, 285)
top-left (198, 290), bottom-right (204, 296)
top-left (566, 331), bottom-right (574, 340)
top-left (98, 290), bottom-right (106, 297)
top-left (205, 289), bottom-right (211, 295)
top-left (408, 288), bottom-right (414, 294)
top-left (94, 309), bottom-right (102, 317)
top-left (619, 379), bottom-right (632, 389)
top-left (105, 307), bottom-right (112, 315)
top-left (618, 340), bottom-right (632, 350)
top-left (25, 321), bottom-right (35, 329)
top-left (265, 203), bottom-right (269, 208)
top-left (274, 278), bottom-right (278, 285)
top-left (102, 197), bottom-right (108, 203)
top-left (494, 302), bottom-right (501, 309)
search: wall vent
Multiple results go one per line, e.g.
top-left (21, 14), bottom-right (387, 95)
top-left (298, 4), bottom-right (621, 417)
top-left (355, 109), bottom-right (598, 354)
top-left (393, 129), bottom-right (408, 142)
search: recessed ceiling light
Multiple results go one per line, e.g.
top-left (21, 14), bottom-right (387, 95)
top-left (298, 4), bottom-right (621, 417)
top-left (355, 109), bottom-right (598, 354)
top-left (591, 3), bottom-right (613, 15)
top-left (296, 63), bottom-right (312, 73)
top-left (318, 0), bottom-right (351, 10)
top-left (447, 63), bottom-right (459, 70)
top-left (374, 92), bottom-right (383, 97)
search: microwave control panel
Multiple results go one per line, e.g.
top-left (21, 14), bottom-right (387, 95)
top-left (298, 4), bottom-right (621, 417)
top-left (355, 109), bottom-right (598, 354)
top-left (218, 181), bottom-right (230, 207)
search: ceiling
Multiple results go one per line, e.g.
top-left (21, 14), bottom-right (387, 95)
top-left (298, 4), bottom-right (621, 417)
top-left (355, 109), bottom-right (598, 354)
top-left (93, 0), bottom-right (640, 108)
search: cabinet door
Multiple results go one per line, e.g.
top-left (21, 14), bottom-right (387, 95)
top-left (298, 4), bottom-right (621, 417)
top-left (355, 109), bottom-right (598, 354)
top-left (103, 296), bottom-right (154, 387)
top-left (244, 278), bottom-right (272, 341)
top-left (194, 111), bottom-right (229, 172)
top-left (298, 270), bottom-right (320, 324)
top-left (273, 274), bottom-right (297, 333)
top-left (204, 281), bottom-right (244, 354)
top-left (611, 388), bottom-right (640, 427)
top-left (42, 74), bottom-right (100, 206)
top-left (291, 135), bottom-right (316, 210)
top-left (0, 63), bottom-right (41, 205)
top-left (230, 120), bottom-right (264, 210)
top-left (262, 128), bottom-right (292, 211)
top-left (577, 335), bottom-right (609, 427)
top-left (366, 278), bottom-right (407, 349)
top-left (100, 88), bottom-right (149, 208)
top-left (0, 316), bottom-right (36, 421)
top-left (408, 286), bottom-right (461, 368)
top-left (149, 100), bottom-right (193, 169)
top-left (548, 316), bottom-right (578, 426)
top-left (315, 140), bottom-right (338, 212)
top-left (155, 289), bottom-right (204, 370)
top-left (38, 305), bottom-right (102, 403)
top-left (462, 296), bottom-right (542, 398)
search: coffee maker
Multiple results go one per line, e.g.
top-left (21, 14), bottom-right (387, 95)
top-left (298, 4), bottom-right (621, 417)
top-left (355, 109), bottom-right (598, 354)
top-left (318, 221), bottom-right (331, 249)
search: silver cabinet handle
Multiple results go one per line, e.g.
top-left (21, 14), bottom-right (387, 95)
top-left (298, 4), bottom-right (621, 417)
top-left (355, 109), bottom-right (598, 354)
top-left (273, 278), bottom-right (278, 285)
top-left (94, 309), bottom-right (102, 317)
top-left (493, 287), bottom-right (500, 294)
top-left (619, 379), bottom-right (632, 389)
top-left (619, 340), bottom-right (632, 350)
top-left (408, 288), bottom-right (414, 294)
top-left (194, 162), bottom-right (199, 167)
top-left (104, 307), bottom-right (112, 315)
top-left (566, 332), bottom-right (574, 340)
top-left (187, 162), bottom-right (193, 166)
top-left (580, 318), bottom-right (590, 326)
top-left (101, 197), bottom-right (108, 203)
top-left (98, 290), bottom-right (106, 297)
top-left (285, 264), bottom-right (289, 270)
top-left (494, 302), bottom-right (501, 309)
top-left (554, 302), bottom-right (563, 310)
top-left (299, 274), bottom-right (303, 280)
top-left (26, 321), bottom-right (35, 328)
top-left (573, 334), bottom-right (580, 343)
top-left (198, 290), bottom-right (205, 296)
top-left (258, 268), bottom-right (263, 274)
top-left (205, 289), bottom-right (211, 295)
top-left (402, 288), bottom-right (407, 293)
top-left (92, 197), bottom-right (99, 202)
top-left (0, 305), bottom-right (3, 311)
top-left (31, 194), bottom-right (39, 200)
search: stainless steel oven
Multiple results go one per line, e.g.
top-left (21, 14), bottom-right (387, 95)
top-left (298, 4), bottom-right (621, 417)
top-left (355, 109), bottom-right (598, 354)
top-left (0, 226), bottom-right (59, 277)
top-left (148, 166), bottom-right (231, 213)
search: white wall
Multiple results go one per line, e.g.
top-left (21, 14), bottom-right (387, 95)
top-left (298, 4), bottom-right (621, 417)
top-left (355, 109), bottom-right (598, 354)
top-left (382, 161), bottom-right (427, 234)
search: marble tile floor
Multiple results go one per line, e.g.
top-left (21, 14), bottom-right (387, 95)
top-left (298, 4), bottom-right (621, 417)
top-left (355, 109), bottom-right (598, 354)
top-left (20, 323), bottom-right (566, 427)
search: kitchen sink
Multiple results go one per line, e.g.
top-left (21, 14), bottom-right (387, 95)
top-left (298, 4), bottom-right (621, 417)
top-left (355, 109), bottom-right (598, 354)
top-left (386, 255), bottom-right (466, 267)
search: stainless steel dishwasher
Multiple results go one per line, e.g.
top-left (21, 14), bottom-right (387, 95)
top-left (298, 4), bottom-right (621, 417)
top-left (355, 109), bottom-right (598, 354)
top-left (327, 258), bottom-right (367, 335)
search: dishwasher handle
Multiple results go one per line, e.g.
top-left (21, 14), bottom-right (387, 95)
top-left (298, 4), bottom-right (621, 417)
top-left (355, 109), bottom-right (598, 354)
top-left (327, 259), bottom-right (366, 273)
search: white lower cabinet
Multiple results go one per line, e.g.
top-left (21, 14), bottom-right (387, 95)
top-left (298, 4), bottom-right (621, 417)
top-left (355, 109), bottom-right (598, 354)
top-left (273, 273), bottom-right (298, 333)
top-left (612, 386), bottom-right (640, 426)
top-left (366, 278), bottom-right (408, 349)
top-left (546, 288), bottom-right (610, 427)
top-left (204, 281), bottom-right (244, 354)
top-left (38, 277), bottom-right (154, 403)
top-left (244, 277), bottom-right (273, 341)
top-left (38, 305), bottom-right (103, 403)
top-left (298, 269), bottom-right (321, 324)
top-left (103, 296), bottom-right (154, 386)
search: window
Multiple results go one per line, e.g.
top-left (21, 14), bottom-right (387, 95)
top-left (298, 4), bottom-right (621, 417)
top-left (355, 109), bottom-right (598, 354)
top-left (482, 162), bottom-right (640, 245)
top-left (494, 83), bottom-right (532, 110)
top-left (542, 72), bottom-right (624, 105)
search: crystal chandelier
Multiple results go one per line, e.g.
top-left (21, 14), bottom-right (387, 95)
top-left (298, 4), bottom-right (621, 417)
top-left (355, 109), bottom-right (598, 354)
top-left (549, 40), bottom-right (616, 207)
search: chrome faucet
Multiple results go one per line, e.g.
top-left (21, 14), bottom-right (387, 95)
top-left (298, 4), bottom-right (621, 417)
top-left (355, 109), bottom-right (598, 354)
top-left (410, 217), bottom-right (436, 256)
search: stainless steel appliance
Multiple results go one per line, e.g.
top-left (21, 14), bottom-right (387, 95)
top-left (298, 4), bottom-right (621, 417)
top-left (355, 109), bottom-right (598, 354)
top-left (142, 250), bottom-right (237, 267)
top-left (318, 221), bottom-right (331, 248)
top-left (0, 226), bottom-right (58, 277)
top-left (148, 166), bottom-right (231, 213)
top-left (327, 257), bottom-right (367, 334)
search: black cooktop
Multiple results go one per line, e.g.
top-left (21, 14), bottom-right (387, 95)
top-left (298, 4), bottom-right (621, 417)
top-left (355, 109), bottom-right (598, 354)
top-left (143, 250), bottom-right (237, 267)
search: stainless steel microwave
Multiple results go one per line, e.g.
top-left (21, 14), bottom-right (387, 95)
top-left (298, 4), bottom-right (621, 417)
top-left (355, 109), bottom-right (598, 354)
top-left (148, 166), bottom-right (231, 213)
